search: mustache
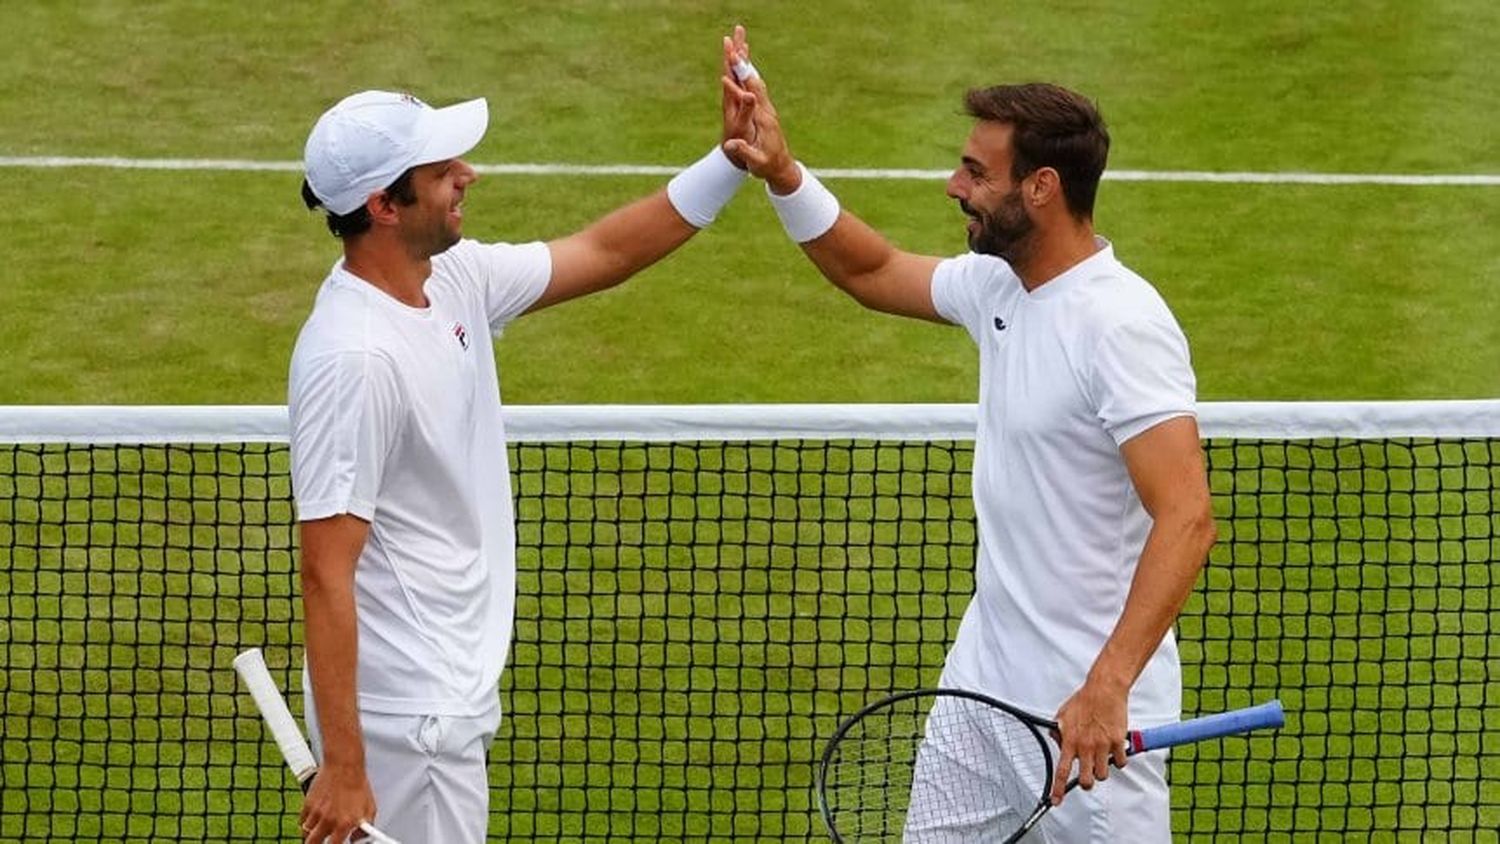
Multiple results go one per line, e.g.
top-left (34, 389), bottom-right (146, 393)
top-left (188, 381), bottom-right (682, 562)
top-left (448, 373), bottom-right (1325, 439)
top-left (958, 200), bottom-right (980, 218)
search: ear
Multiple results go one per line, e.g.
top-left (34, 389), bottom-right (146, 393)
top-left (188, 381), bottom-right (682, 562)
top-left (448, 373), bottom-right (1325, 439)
top-left (1027, 167), bottom-right (1062, 209)
top-left (364, 191), bottom-right (402, 227)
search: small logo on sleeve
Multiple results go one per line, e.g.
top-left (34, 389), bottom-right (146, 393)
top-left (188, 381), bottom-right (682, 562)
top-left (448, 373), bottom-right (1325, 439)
top-left (452, 322), bottom-right (470, 350)
top-left (993, 316), bottom-right (1007, 331)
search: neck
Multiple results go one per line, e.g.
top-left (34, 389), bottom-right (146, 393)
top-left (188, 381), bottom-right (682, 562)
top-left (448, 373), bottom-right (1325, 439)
top-left (342, 233), bottom-right (432, 308)
top-left (1012, 218), bottom-right (1100, 292)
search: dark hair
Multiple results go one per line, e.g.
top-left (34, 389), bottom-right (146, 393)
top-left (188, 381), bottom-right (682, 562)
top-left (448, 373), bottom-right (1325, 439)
top-left (963, 83), bottom-right (1110, 219)
top-left (301, 168), bottom-right (419, 239)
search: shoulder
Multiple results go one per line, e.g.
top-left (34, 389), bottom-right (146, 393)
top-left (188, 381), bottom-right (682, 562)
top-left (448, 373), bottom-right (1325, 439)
top-left (934, 251), bottom-right (1017, 290)
top-left (431, 238), bottom-right (551, 282)
top-left (931, 252), bottom-right (1020, 325)
top-left (1073, 261), bottom-right (1179, 338)
top-left (290, 273), bottom-right (401, 372)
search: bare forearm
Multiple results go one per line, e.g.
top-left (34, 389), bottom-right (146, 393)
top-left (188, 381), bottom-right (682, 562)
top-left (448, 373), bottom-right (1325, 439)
top-left (801, 212), bottom-right (897, 291)
top-left (302, 567), bottom-right (364, 769)
top-left (766, 167), bottom-right (943, 320)
top-left (533, 191), bottom-right (699, 312)
top-left (579, 191), bottom-right (697, 286)
top-left (1089, 510), bottom-right (1215, 691)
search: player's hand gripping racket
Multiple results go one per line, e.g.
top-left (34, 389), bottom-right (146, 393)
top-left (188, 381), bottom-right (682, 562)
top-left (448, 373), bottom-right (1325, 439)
top-left (233, 648), bottom-right (402, 844)
top-left (817, 688), bottom-right (1283, 843)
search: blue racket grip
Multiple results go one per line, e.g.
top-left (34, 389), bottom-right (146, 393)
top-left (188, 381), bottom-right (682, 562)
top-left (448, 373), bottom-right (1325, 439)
top-left (1129, 700), bottom-right (1284, 753)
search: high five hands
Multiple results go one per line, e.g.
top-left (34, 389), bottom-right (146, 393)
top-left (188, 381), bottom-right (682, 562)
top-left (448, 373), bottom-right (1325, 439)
top-left (719, 25), bottom-right (801, 193)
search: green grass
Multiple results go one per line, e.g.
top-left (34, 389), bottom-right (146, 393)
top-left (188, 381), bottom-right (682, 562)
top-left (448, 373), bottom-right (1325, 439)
top-left (1, 170), bottom-right (1496, 404)
top-left (0, 1), bottom-right (1497, 403)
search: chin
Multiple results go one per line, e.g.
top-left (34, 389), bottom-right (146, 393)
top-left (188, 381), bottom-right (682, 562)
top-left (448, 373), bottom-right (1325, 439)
top-left (432, 230), bottom-right (463, 256)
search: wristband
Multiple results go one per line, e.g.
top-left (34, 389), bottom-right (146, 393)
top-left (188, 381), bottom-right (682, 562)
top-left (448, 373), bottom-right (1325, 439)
top-left (666, 146), bottom-right (748, 228)
top-left (767, 163), bottom-right (841, 243)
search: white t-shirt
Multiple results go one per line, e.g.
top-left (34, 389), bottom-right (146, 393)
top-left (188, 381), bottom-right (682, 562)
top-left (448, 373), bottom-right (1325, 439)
top-left (930, 239), bottom-right (1196, 726)
top-left (288, 238), bottom-right (551, 716)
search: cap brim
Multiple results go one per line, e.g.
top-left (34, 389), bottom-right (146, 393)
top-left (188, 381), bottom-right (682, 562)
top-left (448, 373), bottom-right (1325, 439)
top-left (414, 97), bottom-right (489, 166)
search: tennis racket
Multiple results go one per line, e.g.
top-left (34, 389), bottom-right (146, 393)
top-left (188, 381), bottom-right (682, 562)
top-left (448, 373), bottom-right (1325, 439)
top-left (817, 688), bottom-right (1283, 843)
top-left (233, 648), bottom-right (402, 844)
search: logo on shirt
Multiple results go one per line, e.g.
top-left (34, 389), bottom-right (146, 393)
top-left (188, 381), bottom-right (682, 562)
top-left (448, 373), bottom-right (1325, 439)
top-left (993, 316), bottom-right (1008, 331)
top-left (451, 321), bottom-right (470, 350)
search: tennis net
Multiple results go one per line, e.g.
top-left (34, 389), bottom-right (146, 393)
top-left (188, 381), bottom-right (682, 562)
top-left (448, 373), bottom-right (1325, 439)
top-left (1, 402), bottom-right (1497, 841)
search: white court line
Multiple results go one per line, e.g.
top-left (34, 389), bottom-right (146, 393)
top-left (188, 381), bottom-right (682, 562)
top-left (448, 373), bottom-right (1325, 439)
top-left (1, 155), bottom-right (1497, 185)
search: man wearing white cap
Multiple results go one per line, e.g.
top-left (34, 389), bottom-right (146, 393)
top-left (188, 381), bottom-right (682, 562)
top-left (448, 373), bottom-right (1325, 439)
top-left (287, 41), bottom-right (757, 844)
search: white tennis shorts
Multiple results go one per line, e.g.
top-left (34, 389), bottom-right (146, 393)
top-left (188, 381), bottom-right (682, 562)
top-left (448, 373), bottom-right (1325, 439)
top-left (306, 695), bottom-right (501, 844)
top-left (903, 696), bottom-right (1170, 843)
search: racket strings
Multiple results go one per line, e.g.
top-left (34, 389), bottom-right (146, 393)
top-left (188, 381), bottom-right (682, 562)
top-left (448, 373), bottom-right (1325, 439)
top-left (823, 695), bottom-right (1050, 842)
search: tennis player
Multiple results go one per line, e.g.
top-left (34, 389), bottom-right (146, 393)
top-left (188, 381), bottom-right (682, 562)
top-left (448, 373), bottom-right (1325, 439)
top-left (722, 30), bottom-right (1217, 842)
top-left (286, 68), bottom-right (756, 844)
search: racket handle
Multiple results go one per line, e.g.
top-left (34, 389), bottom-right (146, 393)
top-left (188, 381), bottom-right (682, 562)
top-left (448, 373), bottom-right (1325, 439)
top-left (233, 648), bottom-right (318, 784)
top-left (1130, 700), bottom-right (1284, 753)
top-left (359, 821), bottom-right (403, 843)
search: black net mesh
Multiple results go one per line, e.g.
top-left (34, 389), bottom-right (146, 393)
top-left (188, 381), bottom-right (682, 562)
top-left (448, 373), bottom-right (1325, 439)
top-left (1, 434), bottom-right (1496, 841)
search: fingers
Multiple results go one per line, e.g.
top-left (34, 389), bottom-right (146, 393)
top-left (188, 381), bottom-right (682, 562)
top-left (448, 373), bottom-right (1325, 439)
top-left (303, 818), bottom-right (364, 844)
top-left (724, 24), bottom-right (763, 90)
top-left (1049, 738), bottom-right (1074, 805)
top-left (720, 76), bottom-right (755, 111)
top-left (722, 138), bottom-right (766, 170)
top-left (734, 24), bottom-right (749, 60)
top-left (721, 35), bottom-right (736, 77)
top-left (1050, 730), bottom-right (1127, 804)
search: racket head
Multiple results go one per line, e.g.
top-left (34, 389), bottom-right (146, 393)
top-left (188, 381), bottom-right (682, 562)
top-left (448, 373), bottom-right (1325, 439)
top-left (817, 688), bottom-right (1055, 843)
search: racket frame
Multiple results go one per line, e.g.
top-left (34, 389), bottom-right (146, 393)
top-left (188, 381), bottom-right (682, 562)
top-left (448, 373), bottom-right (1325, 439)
top-left (819, 688), bottom-right (1284, 844)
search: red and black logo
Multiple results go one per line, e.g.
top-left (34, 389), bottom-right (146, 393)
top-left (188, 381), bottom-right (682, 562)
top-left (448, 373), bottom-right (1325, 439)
top-left (452, 322), bottom-right (469, 350)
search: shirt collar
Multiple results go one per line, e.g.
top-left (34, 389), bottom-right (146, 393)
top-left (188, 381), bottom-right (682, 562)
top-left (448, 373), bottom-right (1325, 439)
top-left (1024, 236), bottom-right (1115, 299)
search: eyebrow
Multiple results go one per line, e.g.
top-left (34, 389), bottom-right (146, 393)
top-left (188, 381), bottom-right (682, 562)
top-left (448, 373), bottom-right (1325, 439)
top-left (960, 155), bottom-right (986, 174)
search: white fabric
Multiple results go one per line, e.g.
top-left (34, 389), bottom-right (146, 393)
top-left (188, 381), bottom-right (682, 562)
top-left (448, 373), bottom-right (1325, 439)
top-left (665, 146), bottom-right (747, 228)
top-left (767, 163), bottom-right (841, 243)
top-left (305, 91), bottom-right (489, 215)
top-left (905, 707), bottom-right (1170, 844)
top-left (929, 238), bottom-right (1195, 729)
top-left (289, 238), bottom-right (551, 717)
top-left (305, 691), bottom-right (502, 844)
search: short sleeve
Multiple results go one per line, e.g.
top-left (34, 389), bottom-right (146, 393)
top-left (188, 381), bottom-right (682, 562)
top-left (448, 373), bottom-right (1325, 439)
top-left (288, 350), bottom-right (405, 522)
top-left (446, 240), bottom-right (553, 333)
top-left (1088, 316), bottom-right (1197, 445)
top-left (930, 253), bottom-right (1003, 341)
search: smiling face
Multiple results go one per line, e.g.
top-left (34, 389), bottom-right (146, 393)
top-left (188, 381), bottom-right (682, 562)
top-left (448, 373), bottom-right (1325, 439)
top-left (945, 122), bottom-right (1036, 261)
top-left (396, 158), bottom-right (478, 258)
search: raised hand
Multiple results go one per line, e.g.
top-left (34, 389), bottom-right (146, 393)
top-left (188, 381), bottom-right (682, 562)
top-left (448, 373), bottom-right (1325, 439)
top-left (720, 26), bottom-right (756, 167)
top-left (719, 25), bottom-right (801, 193)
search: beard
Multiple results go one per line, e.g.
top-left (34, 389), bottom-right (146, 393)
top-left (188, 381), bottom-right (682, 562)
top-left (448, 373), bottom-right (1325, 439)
top-left (963, 186), bottom-right (1034, 260)
top-left (402, 208), bottom-right (463, 259)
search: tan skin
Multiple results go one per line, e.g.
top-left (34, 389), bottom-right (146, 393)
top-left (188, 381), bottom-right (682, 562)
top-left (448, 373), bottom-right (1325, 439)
top-left (722, 25), bottom-right (1216, 807)
top-left (299, 54), bottom-right (755, 843)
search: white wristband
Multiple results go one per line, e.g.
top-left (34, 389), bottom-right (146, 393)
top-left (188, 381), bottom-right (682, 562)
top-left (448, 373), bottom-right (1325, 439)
top-left (767, 163), bottom-right (841, 243)
top-left (666, 146), bottom-right (748, 228)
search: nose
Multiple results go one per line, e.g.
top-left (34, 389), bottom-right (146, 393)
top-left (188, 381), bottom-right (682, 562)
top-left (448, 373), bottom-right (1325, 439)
top-left (455, 159), bottom-right (479, 186)
top-left (945, 168), bottom-right (966, 200)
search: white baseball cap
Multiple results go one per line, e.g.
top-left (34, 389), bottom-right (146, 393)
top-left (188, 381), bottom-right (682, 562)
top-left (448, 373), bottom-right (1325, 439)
top-left (303, 90), bottom-right (489, 215)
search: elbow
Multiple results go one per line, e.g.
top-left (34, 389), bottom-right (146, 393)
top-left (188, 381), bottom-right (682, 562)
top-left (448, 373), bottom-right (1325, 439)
top-left (1189, 505), bottom-right (1217, 568)
top-left (299, 556), bottom-right (351, 603)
